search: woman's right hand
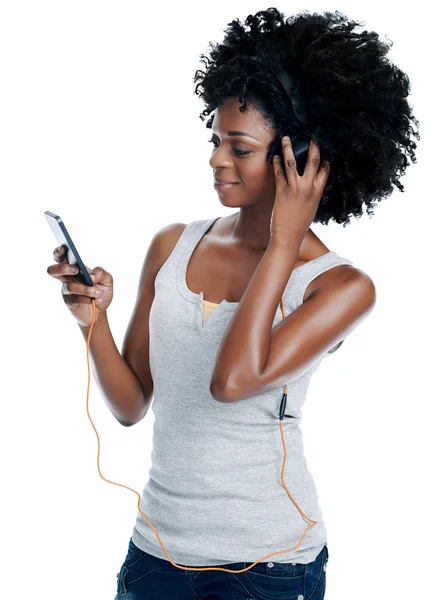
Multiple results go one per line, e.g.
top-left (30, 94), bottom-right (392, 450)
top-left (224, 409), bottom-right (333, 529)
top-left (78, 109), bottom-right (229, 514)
top-left (47, 245), bottom-right (114, 328)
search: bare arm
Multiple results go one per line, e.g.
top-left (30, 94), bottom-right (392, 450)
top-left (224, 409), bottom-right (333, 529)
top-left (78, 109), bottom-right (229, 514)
top-left (210, 241), bottom-right (376, 403)
top-left (78, 313), bottom-right (147, 427)
top-left (120, 222), bottom-right (187, 424)
top-left (78, 222), bottom-right (187, 426)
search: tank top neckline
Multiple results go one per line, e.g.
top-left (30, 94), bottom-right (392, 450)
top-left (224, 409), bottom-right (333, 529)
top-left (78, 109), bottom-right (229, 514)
top-left (176, 216), bottom-right (338, 313)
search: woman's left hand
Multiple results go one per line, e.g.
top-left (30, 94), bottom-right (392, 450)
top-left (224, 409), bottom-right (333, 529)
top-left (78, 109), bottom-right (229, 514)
top-left (270, 136), bottom-right (331, 246)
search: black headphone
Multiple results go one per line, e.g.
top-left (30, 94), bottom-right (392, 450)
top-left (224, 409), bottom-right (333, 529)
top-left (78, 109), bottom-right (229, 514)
top-left (250, 56), bottom-right (311, 177)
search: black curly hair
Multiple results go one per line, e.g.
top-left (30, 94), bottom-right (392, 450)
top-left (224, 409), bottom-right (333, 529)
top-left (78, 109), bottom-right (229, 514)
top-left (193, 8), bottom-right (420, 227)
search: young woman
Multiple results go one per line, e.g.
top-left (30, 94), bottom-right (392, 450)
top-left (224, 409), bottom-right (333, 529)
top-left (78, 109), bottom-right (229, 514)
top-left (48, 8), bottom-right (419, 600)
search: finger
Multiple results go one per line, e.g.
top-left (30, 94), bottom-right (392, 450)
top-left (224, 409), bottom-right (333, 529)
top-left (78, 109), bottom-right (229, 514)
top-left (53, 245), bottom-right (67, 263)
top-left (273, 155), bottom-right (284, 177)
top-left (89, 266), bottom-right (104, 283)
top-left (63, 280), bottom-right (98, 298)
top-left (84, 265), bottom-right (96, 283)
top-left (273, 156), bottom-right (287, 193)
top-left (304, 140), bottom-right (322, 180)
top-left (61, 285), bottom-right (95, 306)
top-left (314, 160), bottom-right (331, 190)
top-left (282, 136), bottom-right (299, 186)
top-left (47, 263), bottom-right (79, 279)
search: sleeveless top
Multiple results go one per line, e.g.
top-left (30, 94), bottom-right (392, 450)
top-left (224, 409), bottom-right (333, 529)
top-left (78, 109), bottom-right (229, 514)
top-left (131, 216), bottom-right (355, 566)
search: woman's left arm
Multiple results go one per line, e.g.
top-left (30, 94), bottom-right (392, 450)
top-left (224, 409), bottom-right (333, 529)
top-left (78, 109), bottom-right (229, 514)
top-left (209, 137), bottom-right (377, 403)
top-left (209, 241), bottom-right (376, 403)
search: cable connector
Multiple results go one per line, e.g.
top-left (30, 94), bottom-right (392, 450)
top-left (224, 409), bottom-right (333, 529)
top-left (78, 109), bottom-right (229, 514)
top-left (279, 392), bottom-right (295, 420)
top-left (279, 392), bottom-right (287, 420)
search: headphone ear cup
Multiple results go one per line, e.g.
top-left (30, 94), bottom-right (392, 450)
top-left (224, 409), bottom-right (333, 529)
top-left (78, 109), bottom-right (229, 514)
top-left (270, 134), bottom-right (311, 176)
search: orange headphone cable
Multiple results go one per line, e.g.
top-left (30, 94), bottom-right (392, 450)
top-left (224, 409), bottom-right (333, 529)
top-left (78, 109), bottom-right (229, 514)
top-left (84, 297), bottom-right (318, 573)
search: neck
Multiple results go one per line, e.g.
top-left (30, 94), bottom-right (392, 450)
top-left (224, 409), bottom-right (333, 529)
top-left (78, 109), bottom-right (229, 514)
top-left (228, 207), bottom-right (274, 251)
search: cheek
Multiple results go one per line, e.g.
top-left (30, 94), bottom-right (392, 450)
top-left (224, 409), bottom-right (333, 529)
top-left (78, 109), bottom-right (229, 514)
top-left (242, 157), bottom-right (271, 185)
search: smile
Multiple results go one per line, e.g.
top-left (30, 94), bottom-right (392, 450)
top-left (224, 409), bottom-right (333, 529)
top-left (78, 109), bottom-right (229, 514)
top-left (214, 182), bottom-right (238, 191)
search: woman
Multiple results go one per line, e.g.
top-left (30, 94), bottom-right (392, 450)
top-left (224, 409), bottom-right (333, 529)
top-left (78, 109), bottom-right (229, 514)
top-left (48, 8), bottom-right (419, 600)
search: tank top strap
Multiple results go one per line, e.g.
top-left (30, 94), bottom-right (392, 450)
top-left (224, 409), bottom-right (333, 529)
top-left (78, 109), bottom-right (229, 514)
top-left (177, 218), bottom-right (219, 269)
top-left (176, 218), bottom-right (220, 303)
top-left (154, 218), bottom-right (216, 289)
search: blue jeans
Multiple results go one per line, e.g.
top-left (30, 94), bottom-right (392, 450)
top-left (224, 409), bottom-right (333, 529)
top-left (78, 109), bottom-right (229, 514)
top-left (115, 537), bottom-right (329, 599)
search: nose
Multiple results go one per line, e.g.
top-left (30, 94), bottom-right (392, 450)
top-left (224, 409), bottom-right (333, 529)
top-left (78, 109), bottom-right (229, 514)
top-left (209, 144), bottom-right (233, 170)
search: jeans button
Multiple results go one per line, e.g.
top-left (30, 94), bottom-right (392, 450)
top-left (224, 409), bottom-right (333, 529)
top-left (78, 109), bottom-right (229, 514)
top-left (267, 562), bottom-right (274, 568)
top-left (297, 595), bottom-right (304, 600)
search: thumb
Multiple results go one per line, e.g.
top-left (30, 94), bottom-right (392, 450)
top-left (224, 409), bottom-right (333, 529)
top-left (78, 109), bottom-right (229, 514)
top-left (85, 265), bottom-right (97, 282)
top-left (90, 267), bottom-right (104, 283)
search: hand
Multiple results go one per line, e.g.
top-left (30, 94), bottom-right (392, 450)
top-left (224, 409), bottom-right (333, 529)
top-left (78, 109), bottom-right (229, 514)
top-left (270, 136), bottom-right (331, 246)
top-left (47, 245), bottom-right (113, 328)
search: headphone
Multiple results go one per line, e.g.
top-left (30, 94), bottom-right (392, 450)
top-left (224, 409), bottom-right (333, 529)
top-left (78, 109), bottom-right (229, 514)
top-left (250, 55), bottom-right (312, 177)
top-left (84, 63), bottom-right (319, 575)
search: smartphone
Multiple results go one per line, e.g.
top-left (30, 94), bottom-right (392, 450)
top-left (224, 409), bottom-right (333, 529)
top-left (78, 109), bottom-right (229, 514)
top-left (44, 211), bottom-right (93, 287)
top-left (272, 132), bottom-right (311, 177)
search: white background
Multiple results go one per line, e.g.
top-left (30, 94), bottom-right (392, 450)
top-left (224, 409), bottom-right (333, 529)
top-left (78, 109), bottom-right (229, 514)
top-left (1, 1), bottom-right (434, 598)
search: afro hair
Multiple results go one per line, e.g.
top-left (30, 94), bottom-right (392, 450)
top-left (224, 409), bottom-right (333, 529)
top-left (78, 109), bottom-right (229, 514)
top-left (193, 8), bottom-right (420, 227)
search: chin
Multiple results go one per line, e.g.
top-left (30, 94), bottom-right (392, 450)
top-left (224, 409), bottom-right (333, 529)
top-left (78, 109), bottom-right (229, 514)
top-left (217, 197), bottom-right (244, 208)
top-left (216, 191), bottom-right (244, 207)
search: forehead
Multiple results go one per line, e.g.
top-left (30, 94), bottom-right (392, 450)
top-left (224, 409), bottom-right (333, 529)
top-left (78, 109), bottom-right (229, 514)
top-left (212, 97), bottom-right (273, 140)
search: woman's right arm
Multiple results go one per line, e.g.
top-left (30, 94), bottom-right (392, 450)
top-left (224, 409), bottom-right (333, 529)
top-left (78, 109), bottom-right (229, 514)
top-left (77, 223), bottom-right (187, 427)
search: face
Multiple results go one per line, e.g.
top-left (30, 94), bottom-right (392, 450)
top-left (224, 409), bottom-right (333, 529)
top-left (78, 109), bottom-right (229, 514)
top-left (209, 97), bottom-right (277, 208)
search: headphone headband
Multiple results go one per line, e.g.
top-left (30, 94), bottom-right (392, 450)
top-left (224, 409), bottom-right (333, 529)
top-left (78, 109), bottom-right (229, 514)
top-left (250, 56), bottom-right (308, 127)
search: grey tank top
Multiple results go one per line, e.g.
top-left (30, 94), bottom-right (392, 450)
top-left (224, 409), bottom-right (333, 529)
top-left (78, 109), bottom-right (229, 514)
top-left (131, 217), bottom-right (355, 566)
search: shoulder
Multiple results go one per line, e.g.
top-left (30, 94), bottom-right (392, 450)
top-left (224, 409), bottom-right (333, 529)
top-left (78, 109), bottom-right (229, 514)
top-left (308, 260), bottom-right (376, 307)
top-left (139, 223), bottom-right (188, 284)
top-left (155, 222), bottom-right (188, 245)
top-left (150, 222), bottom-right (188, 270)
top-left (150, 218), bottom-right (215, 271)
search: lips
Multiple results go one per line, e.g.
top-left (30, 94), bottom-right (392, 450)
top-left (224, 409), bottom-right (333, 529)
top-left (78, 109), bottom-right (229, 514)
top-left (214, 180), bottom-right (238, 184)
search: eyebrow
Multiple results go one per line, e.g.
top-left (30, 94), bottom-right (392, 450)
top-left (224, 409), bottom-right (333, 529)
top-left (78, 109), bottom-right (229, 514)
top-left (211, 130), bottom-right (260, 142)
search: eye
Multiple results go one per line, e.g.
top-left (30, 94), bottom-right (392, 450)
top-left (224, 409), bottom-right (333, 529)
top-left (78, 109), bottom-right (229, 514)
top-left (208, 138), bottom-right (251, 156)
